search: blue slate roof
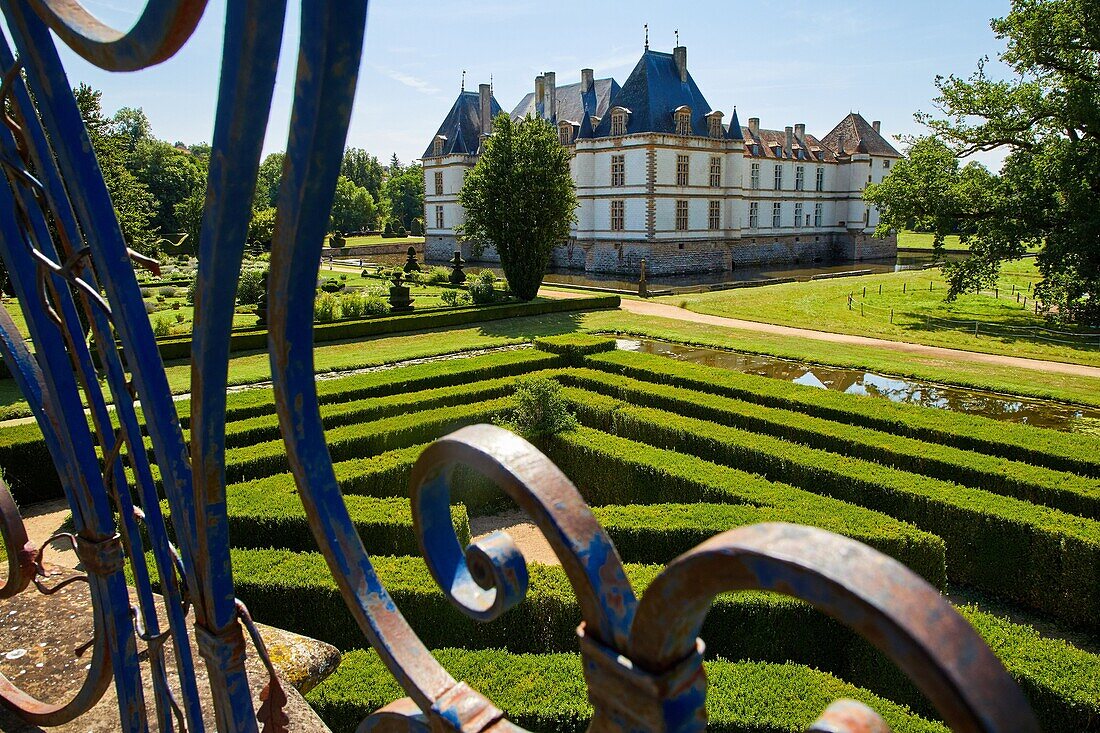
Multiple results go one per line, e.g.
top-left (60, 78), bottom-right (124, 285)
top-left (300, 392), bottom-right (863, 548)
top-left (726, 107), bottom-right (743, 140)
top-left (594, 50), bottom-right (712, 137)
top-left (423, 90), bottom-right (503, 158)
top-left (510, 77), bottom-right (620, 123)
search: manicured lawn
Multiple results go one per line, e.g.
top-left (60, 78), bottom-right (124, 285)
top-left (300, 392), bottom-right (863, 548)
top-left (897, 230), bottom-right (1042, 253)
top-left (652, 259), bottom-right (1100, 367)
top-left (329, 234), bottom-right (424, 247)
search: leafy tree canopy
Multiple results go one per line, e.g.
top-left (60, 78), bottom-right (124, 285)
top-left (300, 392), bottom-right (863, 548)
top-left (341, 148), bottom-right (384, 200)
top-left (380, 164), bottom-right (423, 229)
top-left (255, 152), bottom-right (285, 210)
top-left (458, 114), bottom-right (577, 300)
top-left (329, 175), bottom-right (377, 233)
top-left (865, 0), bottom-right (1100, 325)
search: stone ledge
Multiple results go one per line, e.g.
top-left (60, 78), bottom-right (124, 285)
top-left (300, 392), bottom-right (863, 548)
top-left (0, 564), bottom-right (338, 732)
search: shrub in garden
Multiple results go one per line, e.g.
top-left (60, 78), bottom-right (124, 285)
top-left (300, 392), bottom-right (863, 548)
top-left (237, 268), bottom-right (266, 306)
top-left (497, 377), bottom-right (577, 439)
top-left (425, 266), bottom-right (449, 285)
top-left (468, 270), bottom-right (497, 305)
top-left (185, 276), bottom-right (198, 305)
top-left (315, 292), bottom-right (339, 322)
top-left (144, 301), bottom-right (156, 314)
top-left (362, 289), bottom-right (389, 316)
top-left (159, 286), bottom-right (177, 298)
top-left (175, 313), bottom-right (185, 324)
top-left (321, 278), bottom-right (343, 293)
top-left (152, 315), bottom-right (172, 337)
top-left (340, 292), bottom-right (365, 320)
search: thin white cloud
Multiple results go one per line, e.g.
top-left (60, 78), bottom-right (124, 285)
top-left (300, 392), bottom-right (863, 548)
top-left (373, 65), bottom-right (441, 96)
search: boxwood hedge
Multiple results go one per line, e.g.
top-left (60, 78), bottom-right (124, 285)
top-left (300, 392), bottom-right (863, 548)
top-left (306, 648), bottom-right (950, 733)
top-left (563, 390), bottom-right (1100, 628)
top-left (206, 549), bottom-right (1100, 733)
top-left (586, 350), bottom-right (1100, 478)
top-left (557, 368), bottom-right (1100, 518)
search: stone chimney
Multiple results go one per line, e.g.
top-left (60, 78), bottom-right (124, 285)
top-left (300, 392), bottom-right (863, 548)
top-left (785, 126), bottom-right (794, 157)
top-left (535, 74), bottom-right (546, 115)
top-left (581, 68), bottom-right (594, 94)
top-left (673, 45), bottom-right (688, 83)
top-left (794, 123), bottom-right (806, 144)
top-left (479, 83), bottom-right (492, 135)
top-left (748, 117), bottom-right (760, 136)
top-left (545, 71), bottom-right (557, 122)
top-left (872, 120), bottom-right (881, 133)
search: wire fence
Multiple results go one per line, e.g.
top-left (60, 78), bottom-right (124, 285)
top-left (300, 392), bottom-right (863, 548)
top-left (845, 280), bottom-right (1100, 349)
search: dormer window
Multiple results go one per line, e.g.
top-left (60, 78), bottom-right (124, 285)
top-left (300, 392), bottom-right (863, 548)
top-left (706, 112), bottom-right (724, 139)
top-left (432, 136), bottom-right (446, 156)
top-left (610, 108), bottom-right (630, 136)
top-left (675, 106), bottom-right (692, 136)
top-left (558, 121), bottom-right (574, 146)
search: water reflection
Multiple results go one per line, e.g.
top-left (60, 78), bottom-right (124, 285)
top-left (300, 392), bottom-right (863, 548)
top-left (617, 338), bottom-right (1100, 433)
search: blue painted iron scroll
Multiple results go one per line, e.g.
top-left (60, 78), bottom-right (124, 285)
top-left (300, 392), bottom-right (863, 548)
top-left (0, 2), bottom-right (1040, 732)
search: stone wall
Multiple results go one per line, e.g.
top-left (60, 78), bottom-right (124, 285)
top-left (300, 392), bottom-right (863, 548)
top-left (425, 231), bottom-right (898, 276)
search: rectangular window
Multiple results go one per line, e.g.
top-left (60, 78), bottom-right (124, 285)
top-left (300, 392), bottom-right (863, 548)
top-left (612, 114), bottom-right (626, 136)
top-left (884, 159), bottom-right (891, 169)
top-left (677, 112), bottom-right (691, 136)
top-left (772, 202), bottom-right (782, 228)
top-left (611, 155), bottom-right (625, 187)
top-left (676, 155), bottom-right (690, 186)
top-left (773, 164), bottom-right (783, 190)
top-left (435, 205), bottom-right (444, 229)
top-left (795, 166), bottom-right (805, 191)
top-left (676, 200), bottom-right (689, 231)
top-left (610, 200), bottom-right (625, 231)
top-left (749, 202), bottom-right (759, 229)
top-left (794, 202), bottom-right (803, 227)
top-left (560, 125), bottom-right (572, 146)
top-left (814, 203), bottom-right (822, 227)
top-left (434, 171), bottom-right (443, 195)
top-left (815, 166), bottom-right (824, 192)
top-left (708, 200), bottom-right (721, 230)
top-left (750, 162), bottom-right (760, 190)
top-left (709, 156), bottom-right (722, 188)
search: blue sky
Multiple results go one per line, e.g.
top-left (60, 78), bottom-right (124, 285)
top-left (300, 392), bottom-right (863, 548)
top-left (57, 1), bottom-right (1013, 168)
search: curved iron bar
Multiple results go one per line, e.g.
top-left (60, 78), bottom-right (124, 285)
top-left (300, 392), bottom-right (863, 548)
top-left (0, 2), bottom-right (1044, 731)
top-left (409, 425), bottom-right (636, 647)
top-left (185, 0), bottom-right (288, 728)
top-left (0, 476), bottom-right (35, 599)
top-left (627, 522), bottom-right (1040, 732)
top-left (23, 0), bottom-right (208, 71)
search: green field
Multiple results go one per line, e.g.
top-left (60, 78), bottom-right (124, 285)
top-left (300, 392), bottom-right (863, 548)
top-left (328, 234), bottom-right (424, 247)
top-left (896, 230), bottom-right (1042, 253)
top-left (51, 338), bottom-right (1089, 732)
top-left (654, 259), bottom-right (1100, 367)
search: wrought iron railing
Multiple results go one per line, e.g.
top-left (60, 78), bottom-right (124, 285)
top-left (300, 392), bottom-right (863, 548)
top-left (0, 2), bottom-right (1038, 731)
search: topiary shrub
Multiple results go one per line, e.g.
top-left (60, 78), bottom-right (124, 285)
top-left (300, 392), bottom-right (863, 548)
top-left (152, 315), bottom-right (172, 337)
top-left (321, 278), bottom-right (343, 293)
top-left (425, 266), bottom-right (449, 285)
top-left (410, 218), bottom-right (424, 236)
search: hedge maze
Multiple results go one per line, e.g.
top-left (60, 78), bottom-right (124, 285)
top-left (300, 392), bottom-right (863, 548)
top-left (9, 336), bottom-right (1099, 731)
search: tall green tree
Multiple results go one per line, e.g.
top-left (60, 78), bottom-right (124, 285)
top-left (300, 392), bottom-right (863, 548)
top-left (341, 148), bottom-right (384, 200)
top-left (380, 164), bottom-right (423, 229)
top-left (129, 138), bottom-right (207, 233)
top-left (329, 176), bottom-right (377, 233)
top-left (73, 84), bottom-right (158, 253)
top-left (255, 152), bottom-right (285, 209)
top-left (459, 114), bottom-right (577, 300)
top-left (865, 0), bottom-right (1100, 325)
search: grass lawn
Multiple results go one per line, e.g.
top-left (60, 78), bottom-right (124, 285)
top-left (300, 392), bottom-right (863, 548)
top-left (653, 259), bottom-right (1100, 367)
top-left (329, 235), bottom-right (424, 247)
top-left (2, 302), bottom-right (1099, 422)
top-left (897, 230), bottom-right (1042, 253)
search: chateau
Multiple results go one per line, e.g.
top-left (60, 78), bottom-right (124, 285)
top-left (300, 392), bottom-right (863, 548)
top-left (422, 44), bottom-right (901, 275)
